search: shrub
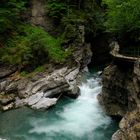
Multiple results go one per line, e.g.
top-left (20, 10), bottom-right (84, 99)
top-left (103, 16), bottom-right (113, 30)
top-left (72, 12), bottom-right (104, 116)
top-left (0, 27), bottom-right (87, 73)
top-left (46, 1), bottom-right (67, 20)
top-left (103, 0), bottom-right (140, 42)
top-left (0, 0), bottom-right (27, 33)
top-left (0, 25), bottom-right (72, 71)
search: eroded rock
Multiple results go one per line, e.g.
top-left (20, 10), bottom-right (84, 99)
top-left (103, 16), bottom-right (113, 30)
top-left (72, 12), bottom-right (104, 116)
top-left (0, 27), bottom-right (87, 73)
top-left (31, 97), bottom-right (57, 110)
top-left (0, 66), bottom-right (81, 111)
top-left (112, 108), bottom-right (140, 140)
top-left (99, 59), bottom-right (140, 140)
top-left (0, 65), bottom-right (17, 79)
top-left (0, 94), bottom-right (15, 105)
top-left (2, 102), bottom-right (14, 111)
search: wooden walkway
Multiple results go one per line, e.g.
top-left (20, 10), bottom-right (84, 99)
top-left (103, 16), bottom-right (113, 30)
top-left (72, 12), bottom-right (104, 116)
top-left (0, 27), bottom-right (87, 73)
top-left (110, 42), bottom-right (140, 63)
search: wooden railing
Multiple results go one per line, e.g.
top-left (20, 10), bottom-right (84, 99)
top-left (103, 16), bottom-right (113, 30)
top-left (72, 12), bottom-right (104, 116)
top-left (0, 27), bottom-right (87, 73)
top-left (110, 42), bottom-right (140, 62)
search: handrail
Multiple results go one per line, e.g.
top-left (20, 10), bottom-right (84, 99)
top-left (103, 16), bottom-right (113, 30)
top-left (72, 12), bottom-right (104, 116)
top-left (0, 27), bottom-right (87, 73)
top-left (110, 41), bottom-right (140, 62)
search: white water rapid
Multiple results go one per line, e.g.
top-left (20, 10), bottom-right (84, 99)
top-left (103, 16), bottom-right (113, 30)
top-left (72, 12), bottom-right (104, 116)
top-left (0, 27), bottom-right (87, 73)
top-left (0, 72), bottom-right (117, 140)
top-left (29, 72), bottom-right (112, 140)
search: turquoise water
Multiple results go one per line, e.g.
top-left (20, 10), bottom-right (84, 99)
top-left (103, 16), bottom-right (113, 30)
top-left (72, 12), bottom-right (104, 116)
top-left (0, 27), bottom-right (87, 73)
top-left (0, 72), bottom-right (118, 140)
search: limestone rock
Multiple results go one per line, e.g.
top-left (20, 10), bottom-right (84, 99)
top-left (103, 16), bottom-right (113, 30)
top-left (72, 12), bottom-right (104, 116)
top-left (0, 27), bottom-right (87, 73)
top-left (0, 65), bottom-right (17, 79)
top-left (98, 64), bottom-right (128, 116)
top-left (0, 94), bottom-right (15, 105)
top-left (25, 92), bottom-right (44, 106)
top-left (112, 108), bottom-right (140, 140)
top-left (2, 102), bottom-right (14, 111)
top-left (0, 138), bottom-right (7, 140)
top-left (15, 97), bottom-right (26, 108)
top-left (0, 66), bottom-right (81, 111)
top-left (31, 97), bottom-right (57, 110)
top-left (112, 130), bottom-right (126, 140)
top-left (99, 59), bottom-right (140, 140)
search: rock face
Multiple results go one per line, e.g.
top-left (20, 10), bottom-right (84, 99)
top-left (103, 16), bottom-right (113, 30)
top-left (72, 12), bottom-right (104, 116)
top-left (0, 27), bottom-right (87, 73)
top-left (28, 0), bottom-right (54, 33)
top-left (88, 33), bottom-right (111, 68)
top-left (0, 64), bottom-right (17, 79)
top-left (112, 108), bottom-right (140, 140)
top-left (98, 64), bottom-right (130, 116)
top-left (0, 0), bottom-right (93, 112)
top-left (99, 59), bottom-right (140, 140)
top-left (0, 45), bottom-right (92, 111)
top-left (0, 67), bottom-right (81, 111)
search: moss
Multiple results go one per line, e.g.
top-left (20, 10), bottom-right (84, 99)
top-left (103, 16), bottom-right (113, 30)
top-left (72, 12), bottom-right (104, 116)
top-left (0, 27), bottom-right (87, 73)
top-left (20, 71), bottom-right (28, 77)
top-left (34, 66), bottom-right (45, 73)
top-left (20, 66), bottom-right (46, 77)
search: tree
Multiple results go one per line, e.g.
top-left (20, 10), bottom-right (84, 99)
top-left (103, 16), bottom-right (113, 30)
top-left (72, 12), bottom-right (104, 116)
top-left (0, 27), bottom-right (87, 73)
top-left (103, 0), bottom-right (140, 44)
top-left (0, 0), bottom-right (27, 33)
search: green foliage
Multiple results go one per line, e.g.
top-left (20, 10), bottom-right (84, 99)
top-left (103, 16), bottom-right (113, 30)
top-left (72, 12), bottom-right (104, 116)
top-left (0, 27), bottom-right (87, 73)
top-left (21, 25), bottom-right (68, 63)
top-left (47, 1), bottom-right (67, 19)
top-left (0, 0), bottom-right (27, 33)
top-left (0, 0), bottom-right (104, 73)
top-left (103, 0), bottom-right (140, 41)
top-left (47, 0), bottom-right (104, 37)
top-left (1, 36), bottom-right (31, 66)
top-left (20, 71), bottom-right (28, 77)
top-left (34, 66), bottom-right (45, 73)
top-left (20, 66), bottom-right (45, 77)
top-left (62, 24), bottom-right (77, 42)
top-left (0, 25), bottom-right (72, 71)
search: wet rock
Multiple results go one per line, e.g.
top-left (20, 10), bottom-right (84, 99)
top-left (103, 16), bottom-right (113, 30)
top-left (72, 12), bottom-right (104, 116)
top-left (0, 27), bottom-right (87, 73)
top-left (2, 102), bottom-right (14, 111)
top-left (99, 59), bottom-right (140, 140)
top-left (67, 80), bottom-right (80, 98)
top-left (15, 97), bottom-right (26, 108)
top-left (0, 81), bottom-right (8, 92)
top-left (134, 59), bottom-right (140, 76)
top-left (98, 65), bottom-right (128, 116)
top-left (112, 130), bottom-right (126, 140)
top-left (31, 97), bottom-right (57, 110)
top-left (0, 65), bottom-right (17, 79)
top-left (5, 81), bottom-right (18, 94)
top-left (44, 84), bottom-right (69, 98)
top-left (0, 94), bottom-right (15, 105)
top-left (0, 66), bottom-right (81, 111)
top-left (25, 92), bottom-right (44, 106)
top-left (0, 138), bottom-right (7, 140)
top-left (112, 108), bottom-right (140, 140)
top-left (73, 43), bottom-right (92, 69)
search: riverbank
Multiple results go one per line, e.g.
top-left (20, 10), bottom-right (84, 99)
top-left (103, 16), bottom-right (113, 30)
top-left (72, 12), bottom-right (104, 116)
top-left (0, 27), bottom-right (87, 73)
top-left (0, 71), bottom-right (118, 140)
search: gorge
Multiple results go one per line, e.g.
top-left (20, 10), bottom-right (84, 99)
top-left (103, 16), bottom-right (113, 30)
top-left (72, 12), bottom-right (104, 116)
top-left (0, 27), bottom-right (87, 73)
top-left (0, 71), bottom-right (118, 140)
top-left (0, 0), bottom-right (140, 140)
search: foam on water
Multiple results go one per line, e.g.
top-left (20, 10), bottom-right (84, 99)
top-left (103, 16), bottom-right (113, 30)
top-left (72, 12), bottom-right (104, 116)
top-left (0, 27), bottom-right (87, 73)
top-left (0, 72), bottom-right (118, 140)
top-left (29, 74), bottom-right (111, 139)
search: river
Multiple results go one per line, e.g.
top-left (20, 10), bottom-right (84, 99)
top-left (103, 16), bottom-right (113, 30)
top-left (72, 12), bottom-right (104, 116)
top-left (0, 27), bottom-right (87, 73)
top-left (0, 71), bottom-right (118, 140)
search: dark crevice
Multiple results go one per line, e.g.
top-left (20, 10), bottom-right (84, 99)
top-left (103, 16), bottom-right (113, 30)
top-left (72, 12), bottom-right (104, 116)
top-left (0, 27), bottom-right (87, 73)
top-left (85, 32), bottom-right (112, 69)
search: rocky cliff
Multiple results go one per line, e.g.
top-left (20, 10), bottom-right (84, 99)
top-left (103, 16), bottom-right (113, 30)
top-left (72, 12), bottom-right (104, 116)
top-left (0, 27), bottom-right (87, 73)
top-left (0, 39), bottom-right (92, 111)
top-left (0, 0), bottom-right (93, 111)
top-left (98, 59), bottom-right (140, 140)
top-left (0, 29), bottom-right (92, 112)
